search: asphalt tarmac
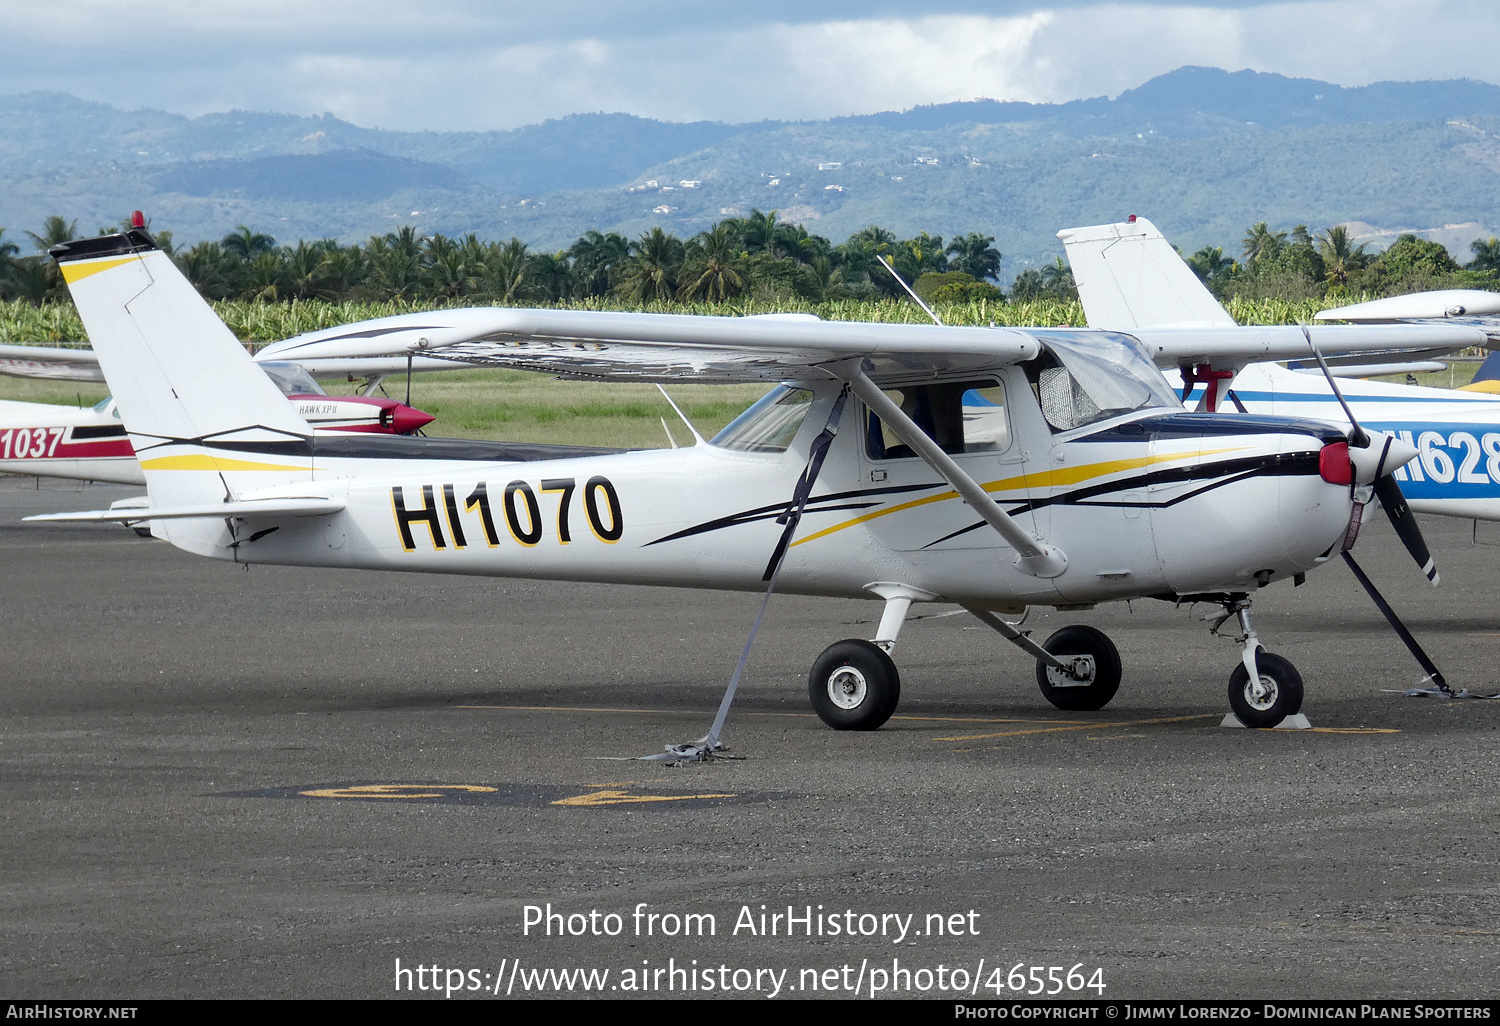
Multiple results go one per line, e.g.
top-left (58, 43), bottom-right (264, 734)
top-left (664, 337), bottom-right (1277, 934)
top-left (2, 475), bottom-right (1498, 1001)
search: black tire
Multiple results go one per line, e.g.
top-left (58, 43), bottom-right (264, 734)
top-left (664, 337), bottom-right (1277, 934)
top-left (1228, 651), bottom-right (1303, 728)
top-left (808, 639), bottom-right (900, 731)
top-left (1034, 625), bottom-right (1122, 711)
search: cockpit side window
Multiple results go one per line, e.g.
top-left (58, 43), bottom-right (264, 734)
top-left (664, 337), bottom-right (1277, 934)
top-left (1023, 332), bottom-right (1178, 433)
top-left (711, 386), bottom-right (815, 452)
top-left (865, 379), bottom-right (1010, 459)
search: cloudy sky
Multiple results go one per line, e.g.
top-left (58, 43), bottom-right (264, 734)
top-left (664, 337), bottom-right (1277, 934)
top-left (3, 1), bottom-right (1496, 131)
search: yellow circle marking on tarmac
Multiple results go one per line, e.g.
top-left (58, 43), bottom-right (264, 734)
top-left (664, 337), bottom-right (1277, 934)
top-left (299, 784), bottom-right (500, 799)
top-left (551, 788), bottom-right (736, 807)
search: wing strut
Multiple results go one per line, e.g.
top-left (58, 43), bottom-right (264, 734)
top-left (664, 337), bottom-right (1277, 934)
top-left (847, 370), bottom-right (1067, 578)
top-left (638, 386), bottom-right (854, 763)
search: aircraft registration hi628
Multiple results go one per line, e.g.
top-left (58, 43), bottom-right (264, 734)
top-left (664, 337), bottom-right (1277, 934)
top-left (29, 225), bottom-right (1487, 734)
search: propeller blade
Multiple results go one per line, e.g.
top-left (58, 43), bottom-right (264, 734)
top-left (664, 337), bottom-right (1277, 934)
top-left (1301, 324), bottom-right (1369, 447)
top-left (1373, 475), bottom-right (1439, 584)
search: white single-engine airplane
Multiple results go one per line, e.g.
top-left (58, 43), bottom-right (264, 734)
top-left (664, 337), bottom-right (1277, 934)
top-left (28, 226), bottom-right (1489, 733)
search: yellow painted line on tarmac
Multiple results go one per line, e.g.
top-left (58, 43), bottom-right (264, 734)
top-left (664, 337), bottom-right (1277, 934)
top-left (299, 783), bottom-right (498, 799)
top-left (937, 713), bottom-right (1220, 742)
top-left (552, 789), bottom-right (737, 807)
top-left (1306, 727), bottom-right (1400, 734)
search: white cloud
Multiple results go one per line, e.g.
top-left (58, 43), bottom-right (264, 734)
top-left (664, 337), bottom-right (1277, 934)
top-left (1, 1), bottom-right (1498, 129)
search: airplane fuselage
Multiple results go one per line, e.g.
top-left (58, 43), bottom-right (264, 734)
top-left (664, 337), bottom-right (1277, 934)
top-left (160, 380), bottom-right (1357, 609)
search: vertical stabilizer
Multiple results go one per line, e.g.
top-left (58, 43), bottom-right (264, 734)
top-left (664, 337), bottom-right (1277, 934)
top-left (1057, 217), bottom-right (1235, 330)
top-left (50, 229), bottom-right (315, 549)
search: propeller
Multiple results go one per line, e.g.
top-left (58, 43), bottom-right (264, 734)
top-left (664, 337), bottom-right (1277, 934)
top-left (1302, 326), bottom-right (1438, 584)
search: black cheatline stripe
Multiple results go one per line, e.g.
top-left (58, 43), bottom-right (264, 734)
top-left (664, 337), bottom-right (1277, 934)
top-left (643, 481), bottom-right (940, 547)
top-left (69, 424), bottom-right (127, 440)
top-left (919, 454), bottom-right (1317, 549)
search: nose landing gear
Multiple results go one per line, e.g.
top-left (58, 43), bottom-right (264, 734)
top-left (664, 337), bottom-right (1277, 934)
top-left (1208, 595), bottom-right (1304, 728)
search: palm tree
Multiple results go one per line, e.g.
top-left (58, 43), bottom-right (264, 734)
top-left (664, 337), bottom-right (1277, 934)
top-left (1242, 222), bottom-right (1287, 267)
top-left (24, 216), bottom-right (78, 253)
top-left (530, 251), bottom-right (575, 303)
top-left (1315, 225), bottom-right (1369, 286)
top-left (678, 223), bottom-right (747, 301)
top-left (1039, 256), bottom-right (1076, 300)
top-left (480, 238), bottom-right (534, 303)
top-left (315, 246), bottom-right (370, 302)
top-left (568, 230), bottom-right (630, 297)
top-left (1468, 236), bottom-right (1500, 274)
top-left (889, 232), bottom-right (948, 288)
top-left (1186, 246), bottom-right (1236, 284)
top-left (617, 228), bottom-right (684, 303)
top-left (220, 225), bottom-right (276, 260)
top-left (945, 233), bottom-right (1001, 281)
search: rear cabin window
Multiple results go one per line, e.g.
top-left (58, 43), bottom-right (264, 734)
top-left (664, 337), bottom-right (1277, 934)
top-left (711, 386), bottom-right (815, 453)
top-left (865, 380), bottom-right (1010, 459)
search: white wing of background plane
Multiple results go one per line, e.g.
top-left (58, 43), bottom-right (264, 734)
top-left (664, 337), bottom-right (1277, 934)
top-left (1314, 290), bottom-right (1500, 322)
top-left (0, 343), bottom-right (106, 382)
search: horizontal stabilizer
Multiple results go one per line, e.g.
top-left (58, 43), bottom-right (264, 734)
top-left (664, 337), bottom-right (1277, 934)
top-left (25, 497), bottom-right (344, 524)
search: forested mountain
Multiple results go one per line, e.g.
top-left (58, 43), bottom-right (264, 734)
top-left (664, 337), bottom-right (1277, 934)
top-left (3, 67), bottom-right (1499, 273)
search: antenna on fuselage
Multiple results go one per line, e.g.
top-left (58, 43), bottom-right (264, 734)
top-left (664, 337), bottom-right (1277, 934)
top-left (656, 384), bottom-right (704, 445)
top-left (876, 255), bottom-right (944, 326)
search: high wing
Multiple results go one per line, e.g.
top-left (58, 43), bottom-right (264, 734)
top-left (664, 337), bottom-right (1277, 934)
top-left (259, 308), bottom-right (1044, 383)
top-left (253, 304), bottom-right (1488, 385)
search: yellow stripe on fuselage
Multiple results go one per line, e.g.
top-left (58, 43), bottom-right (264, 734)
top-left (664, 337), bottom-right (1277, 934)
top-left (139, 454), bottom-right (307, 472)
top-left (792, 446), bottom-right (1248, 547)
top-left (59, 256), bottom-right (141, 284)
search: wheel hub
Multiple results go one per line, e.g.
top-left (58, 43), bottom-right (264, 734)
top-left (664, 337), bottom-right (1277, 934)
top-left (1244, 675), bottom-right (1279, 710)
top-left (1046, 654), bottom-right (1096, 689)
top-left (827, 666), bottom-right (868, 709)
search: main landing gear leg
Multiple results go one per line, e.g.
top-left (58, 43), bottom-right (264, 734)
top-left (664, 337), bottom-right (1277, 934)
top-left (1211, 596), bottom-right (1305, 728)
top-left (808, 589), bottom-right (919, 731)
top-left (964, 607), bottom-right (1123, 712)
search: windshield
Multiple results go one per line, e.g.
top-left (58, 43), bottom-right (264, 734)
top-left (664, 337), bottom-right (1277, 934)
top-left (258, 361), bottom-right (326, 397)
top-left (711, 386), bottom-right (814, 452)
top-left (1027, 330), bottom-right (1178, 432)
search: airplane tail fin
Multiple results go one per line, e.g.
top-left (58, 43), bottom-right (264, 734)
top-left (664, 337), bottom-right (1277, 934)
top-left (1459, 350), bottom-right (1500, 393)
top-left (1057, 217), bottom-right (1235, 330)
top-left (50, 228), bottom-right (315, 550)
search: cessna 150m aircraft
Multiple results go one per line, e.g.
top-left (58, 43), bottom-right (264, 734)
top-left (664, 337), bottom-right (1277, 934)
top-left (28, 226), bottom-right (1488, 733)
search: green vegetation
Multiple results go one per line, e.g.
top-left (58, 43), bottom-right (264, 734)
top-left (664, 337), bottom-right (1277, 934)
top-left (2, 210), bottom-right (1496, 447)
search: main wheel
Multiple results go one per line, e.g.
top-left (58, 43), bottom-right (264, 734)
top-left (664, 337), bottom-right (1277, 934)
top-left (1228, 651), bottom-right (1303, 728)
top-left (808, 639), bottom-right (900, 731)
top-left (1035, 625), bottom-right (1122, 711)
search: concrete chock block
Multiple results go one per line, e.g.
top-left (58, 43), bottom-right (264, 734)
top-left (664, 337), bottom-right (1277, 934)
top-left (1220, 712), bottom-right (1312, 730)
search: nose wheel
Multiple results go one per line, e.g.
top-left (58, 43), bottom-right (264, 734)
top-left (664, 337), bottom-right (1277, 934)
top-left (1228, 652), bottom-right (1304, 728)
top-left (809, 639), bottom-right (901, 731)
